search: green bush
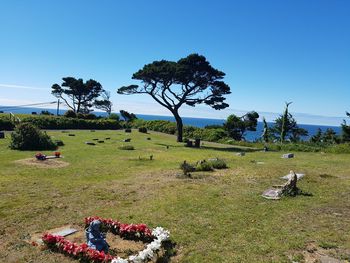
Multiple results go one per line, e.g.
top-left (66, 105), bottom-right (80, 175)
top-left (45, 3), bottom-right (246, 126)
top-left (76, 113), bottom-right (97, 119)
top-left (118, 145), bottom-right (135, 150)
top-left (109, 113), bottom-right (120, 121)
top-left (20, 116), bottom-right (121, 130)
top-left (54, 140), bottom-right (64, 146)
top-left (209, 159), bottom-right (228, 169)
top-left (325, 143), bottom-right (350, 154)
top-left (135, 120), bottom-right (177, 134)
top-left (0, 116), bottom-right (15, 130)
top-left (138, 127), bottom-right (147, 133)
top-left (40, 110), bottom-right (53, 115)
top-left (180, 161), bottom-right (195, 176)
top-left (10, 123), bottom-right (57, 150)
top-left (267, 142), bottom-right (322, 153)
top-left (64, 110), bottom-right (77, 118)
top-left (195, 160), bottom-right (213, 172)
top-left (192, 128), bottom-right (228, 142)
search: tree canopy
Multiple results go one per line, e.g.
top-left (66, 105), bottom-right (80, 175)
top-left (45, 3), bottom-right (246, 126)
top-left (117, 54), bottom-right (231, 142)
top-left (224, 111), bottom-right (259, 141)
top-left (52, 77), bottom-right (104, 113)
top-left (94, 90), bottom-right (113, 116)
top-left (119, 110), bottom-right (137, 122)
top-left (261, 117), bottom-right (270, 143)
top-left (271, 112), bottom-right (308, 142)
top-left (341, 111), bottom-right (350, 142)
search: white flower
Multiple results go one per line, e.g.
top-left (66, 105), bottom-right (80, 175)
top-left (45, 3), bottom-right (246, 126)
top-left (152, 227), bottom-right (170, 241)
top-left (111, 258), bottom-right (128, 263)
top-left (113, 226), bottom-right (171, 263)
top-left (147, 240), bottom-right (161, 250)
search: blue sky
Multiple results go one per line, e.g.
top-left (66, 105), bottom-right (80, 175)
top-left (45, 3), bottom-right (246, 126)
top-left (0, 0), bottom-right (349, 126)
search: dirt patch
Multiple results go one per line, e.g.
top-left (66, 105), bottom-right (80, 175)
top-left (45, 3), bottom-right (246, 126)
top-left (14, 158), bottom-right (69, 168)
top-left (291, 241), bottom-right (350, 263)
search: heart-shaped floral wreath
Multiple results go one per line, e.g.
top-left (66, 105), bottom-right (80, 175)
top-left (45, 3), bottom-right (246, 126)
top-left (42, 216), bottom-right (170, 263)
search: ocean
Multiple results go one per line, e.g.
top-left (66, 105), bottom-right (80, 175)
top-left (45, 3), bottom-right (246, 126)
top-left (0, 106), bottom-right (342, 141)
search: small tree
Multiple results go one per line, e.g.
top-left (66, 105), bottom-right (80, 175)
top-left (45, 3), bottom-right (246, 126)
top-left (310, 128), bottom-right (323, 143)
top-left (323, 128), bottom-right (339, 144)
top-left (261, 117), bottom-right (270, 143)
top-left (341, 112), bottom-right (350, 142)
top-left (94, 90), bottom-right (113, 116)
top-left (271, 110), bottom-right (308, 142)
top-left (117, 54), bottom-right (231, 142)
top-left (281, 102), bottom-right (292, 143)
top-left (52, 77), bottom-right (104, 113)
top-left (119, 110), bottom-right (137, 122)
top-left (10, 123), bottom-right (57, 150)
top-left (224, 111), bottom-right (259, 141)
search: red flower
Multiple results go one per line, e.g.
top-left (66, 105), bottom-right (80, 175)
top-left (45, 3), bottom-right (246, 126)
top-left (31, 241), bottom-right (38, 246)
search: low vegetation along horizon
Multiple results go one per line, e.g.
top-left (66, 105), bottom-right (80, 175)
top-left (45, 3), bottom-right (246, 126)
top-left (1, 128), bottom-right (350, 262)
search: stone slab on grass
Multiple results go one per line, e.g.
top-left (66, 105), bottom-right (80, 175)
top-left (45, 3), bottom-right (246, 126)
top-left (262, 188), bottom-right (281, 200)
top-left (52, 228), bottom-right (78, 237)
top-left (30, 225), bottom-right (77, 244)
top-left (282, 153), bottom-right (294, 158)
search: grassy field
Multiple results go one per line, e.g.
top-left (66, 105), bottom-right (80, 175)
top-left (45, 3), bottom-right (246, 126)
top-left (0, 129), bottom-right (350, 262)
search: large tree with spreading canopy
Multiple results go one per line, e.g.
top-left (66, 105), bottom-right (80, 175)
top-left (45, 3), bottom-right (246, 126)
top-left (117, 54), bottom-right (231, 142)
top-left (52, 77), bottom-right (104, 113)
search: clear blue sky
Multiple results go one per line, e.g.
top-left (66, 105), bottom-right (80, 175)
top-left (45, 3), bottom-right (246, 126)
top-left (0, 0), bottom-right (349, 125)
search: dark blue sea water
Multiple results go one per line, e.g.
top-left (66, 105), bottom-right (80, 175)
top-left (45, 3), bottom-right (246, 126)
top-left (0, 106), bottom-right (342, 141)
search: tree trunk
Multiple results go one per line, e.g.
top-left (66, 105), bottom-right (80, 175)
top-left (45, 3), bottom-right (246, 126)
top-left (173, 111), bottom-right (183, 142)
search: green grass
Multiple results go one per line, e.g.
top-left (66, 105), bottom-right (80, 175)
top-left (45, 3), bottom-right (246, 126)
top-left (1, 130), bottom-right (350, 262)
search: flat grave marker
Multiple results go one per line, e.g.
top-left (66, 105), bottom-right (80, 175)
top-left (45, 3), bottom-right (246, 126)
top-left (282, 153), bottom-right (294, 158)
top-left (262, 188), bottom-right (281, 200)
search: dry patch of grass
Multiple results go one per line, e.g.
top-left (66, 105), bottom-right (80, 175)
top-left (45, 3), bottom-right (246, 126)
top-left (14, 158), bottom-right (69, 168)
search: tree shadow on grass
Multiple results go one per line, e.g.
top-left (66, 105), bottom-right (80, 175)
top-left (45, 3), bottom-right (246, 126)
top-left (154, 143), bottom-right (183, 148)
top-left (200, 145), bottom-right (261, 153)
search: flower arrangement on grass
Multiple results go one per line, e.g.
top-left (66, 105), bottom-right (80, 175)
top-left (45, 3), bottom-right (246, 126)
top-left (35, 152), bottom-right (46, 161)
top-left (42, 216), bottom-right (170, 263)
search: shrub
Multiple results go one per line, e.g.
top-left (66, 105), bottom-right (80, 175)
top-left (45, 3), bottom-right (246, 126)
top-left (64, 110), bottom-right (77, 118)
top-left (180, 161), bottom-right (195, 176)
top-left (138, 127), bottom-right (147, 133)
top-left (118, 145), bottom-right (135, 150)
top-left (325, 143), bottom-right (350, 154)
top-left (10, 123), bottom-right (57, 150)
top-left (40, 110), bottom-right (53, 115)
top-left (209, 158), bottom-right (228, 169)
top-left (54, 140), bottom-right (64, 146)
top-left (267, 142), bottom-right (322, 153)
top-left (76, 113), bottom-right (97, 119)
top-left (195, 160), bottom-right (213, 171)
top-left (0, 116), bottom-right (15, 130)
top-left (20, 116), bottom-right (121, 130)
top-left (109, 113), bottom-right (120, 121)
